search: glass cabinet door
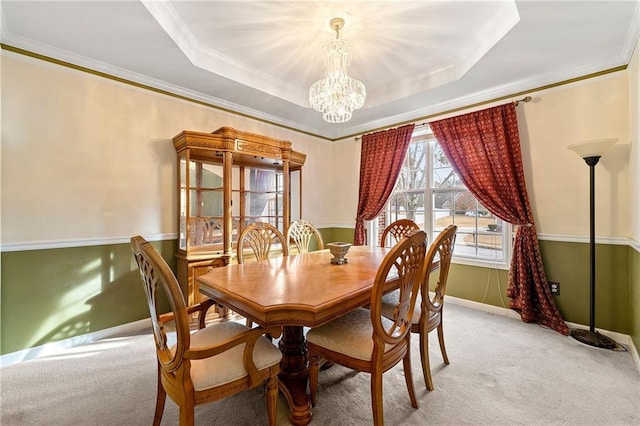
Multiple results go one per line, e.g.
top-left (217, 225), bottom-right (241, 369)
top-left (290, 169), bottom-right (302, 222)
top-left (179, 153), bottom-right (225, 254)
top-left (180, 160), bottom-right (291, 255)
top-left (178, 151), bottom-right (188, 251)
top-left (233, 167), bottom-right (284, 235)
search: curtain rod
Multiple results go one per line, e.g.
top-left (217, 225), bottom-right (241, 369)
top-left (354, 96), bottom-right (533, 141)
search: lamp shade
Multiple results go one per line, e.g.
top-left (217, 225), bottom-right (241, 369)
top-left (567, 138), bottom-right (618, 159)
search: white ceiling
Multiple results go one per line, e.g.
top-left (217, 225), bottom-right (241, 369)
top-left (2, 1), bottom-right (639, 140)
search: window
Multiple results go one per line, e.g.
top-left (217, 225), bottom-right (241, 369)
top-left (371, 126), bottom-right (511, 268)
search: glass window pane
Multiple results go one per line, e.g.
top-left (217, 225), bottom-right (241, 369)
top-left (378, 130), bottom-right (508, 265)
top-left (433, 191), bottom-right (453, 229)
top-left (397, 142), bottom-right (427, 191)
top-left (432, 143), bottom-right (455, 188)
top-left (454, 190), bottom-right (476, 213)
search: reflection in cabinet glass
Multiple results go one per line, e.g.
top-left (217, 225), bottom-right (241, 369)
top-left (178, 161), bottom-right (225, 252)
top-left (173, 127), bottom-right (306, 306)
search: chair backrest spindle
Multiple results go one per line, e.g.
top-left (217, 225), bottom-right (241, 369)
top-left (286, 219), bottom-right (324, 254)
top-left (237, 221), bottom-right (288, 264)
top-left (380, 219), bottom-right (420, 247)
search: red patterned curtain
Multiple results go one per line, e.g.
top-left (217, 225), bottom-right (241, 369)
top-left (354, 124), bottom-right (415, 245)
top-left (430, 104), bottom-right (569, 335)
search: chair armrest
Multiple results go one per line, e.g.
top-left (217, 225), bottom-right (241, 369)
top-left (185, 326), bottom-right (282, 386)
top-left (186, 325), bottom-right (281, 359)
top-left (158, 311), bottom-right (176, 324)
top-left (186, 299), bottom-right (216, 329)
top-left (158, 299), bottom-right (216, 329)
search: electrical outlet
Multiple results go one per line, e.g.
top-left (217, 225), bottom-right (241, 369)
top-left (549, 281), bottom-right (560, 295)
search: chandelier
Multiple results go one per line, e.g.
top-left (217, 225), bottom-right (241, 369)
top-left (309, 17), bottom-right (366, 123)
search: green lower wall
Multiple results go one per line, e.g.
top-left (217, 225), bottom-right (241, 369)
top-left (444, 240), bottom-right (631, 334)
top-left (539, 240), bottom-right (630, 334)
top-left (1, 230), bottom-right (637, 355)
top-left (1, 240), bottom-right (174, 355)
top-left (631, 247), bottom-right (640, 352)
top-left (318, 228), bottom-right (355, 246)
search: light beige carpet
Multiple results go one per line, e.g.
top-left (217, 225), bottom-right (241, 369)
top-left (1, 303), bottom-right (639, 425)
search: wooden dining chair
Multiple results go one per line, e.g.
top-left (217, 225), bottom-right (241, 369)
top-left (306, 230), bottom-right (428, 425)
top-left (380, 219), bottom-right (420, 247)
top-left (131, 236), bottom-right (282, 426)
top-left (381, 224), bottom-right (458, 391)
top-left (237, 221), bottom-right (289, 264)
top-left (237, 222), bottom-right (289, 328)
top-left (286, 219), bottom-right (324, 254)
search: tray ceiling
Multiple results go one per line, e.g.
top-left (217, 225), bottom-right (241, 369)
top-left (1, 1), bottom-right (638, 140)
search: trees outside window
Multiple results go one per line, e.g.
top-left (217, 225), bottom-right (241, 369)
top-left (373, 128), bottom-right (511, 266)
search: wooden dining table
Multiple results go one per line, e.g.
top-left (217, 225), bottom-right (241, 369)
top-left (196, 245), bottom-right (392, 425)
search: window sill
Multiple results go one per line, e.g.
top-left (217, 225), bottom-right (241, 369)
top-left (452, 256), bottom-right (510, 270)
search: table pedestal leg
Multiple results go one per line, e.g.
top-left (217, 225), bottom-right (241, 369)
top-left (278, 325), bottom-right (312, 425)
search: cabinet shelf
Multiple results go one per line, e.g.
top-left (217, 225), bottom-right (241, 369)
top-left (241, 191), bottom-right (283, 195)
top-left (182, 186), bottom-right (224, 191)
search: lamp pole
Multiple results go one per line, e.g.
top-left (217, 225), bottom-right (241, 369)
top-left (567, 138), bottom-right (619, 349)
top-left (587, 156), bottom-right (597, 334)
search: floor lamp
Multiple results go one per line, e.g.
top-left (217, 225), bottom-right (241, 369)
top-left (567, 138), bottom-right (618, 349)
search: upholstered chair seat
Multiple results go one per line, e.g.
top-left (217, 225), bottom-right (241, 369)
top-left (174, 321), bottom-right (282, 391)
top-left (305, 308), bottom-right (396, 361)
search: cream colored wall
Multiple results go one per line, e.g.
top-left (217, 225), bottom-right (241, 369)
top-left (295, 135), bottom-right (335, 228)
top-left (1, 51), bottom-right (632, 244)
top-left (328, 137), bottom-right (361, 227)
top-left (333, 73), bottom-right (631, 240)
top-left (0, 53), bottom-right (334, 246)
top-left (518, 73), bottom-right (629, 239)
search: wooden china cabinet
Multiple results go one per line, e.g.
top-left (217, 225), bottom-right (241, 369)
top-left (172, 126), bottom-right (306, 308)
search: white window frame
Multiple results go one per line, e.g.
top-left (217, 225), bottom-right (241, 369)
top-left (367, 126), bottom-right (512, 270)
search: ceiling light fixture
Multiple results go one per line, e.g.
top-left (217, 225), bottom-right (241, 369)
top-left (309, 17), bottom-right (366, 124)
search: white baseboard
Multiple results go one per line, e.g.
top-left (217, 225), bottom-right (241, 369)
top-left (446, 295), bottom-right (640, 376)
top-left (0, 318), bottom-right (151, 368)
top-left (446, 295), bottom-right (521, 320)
